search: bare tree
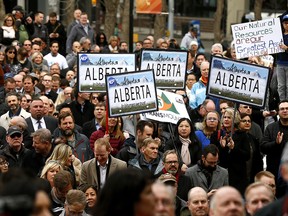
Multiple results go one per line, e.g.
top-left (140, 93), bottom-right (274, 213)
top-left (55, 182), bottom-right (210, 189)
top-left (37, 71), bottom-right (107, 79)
top-left (254, 0), bottom-right (263, 20)
top-left (120, 0), bottom-right (130, 42)
top-left (104, 0), bottom-right (120, 40)
top-left (154, 0), bottom-right (168, 42)
top-left (214, 0), bottom-right (224, 43)
top-left (62, 0), bottom-right (75, 27)
top-left (0, 0), bottom-right (5, 25)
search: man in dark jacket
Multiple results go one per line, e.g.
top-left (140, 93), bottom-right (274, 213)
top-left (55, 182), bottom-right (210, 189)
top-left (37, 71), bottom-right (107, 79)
top-left (0, 126), bottom-right (30, 168)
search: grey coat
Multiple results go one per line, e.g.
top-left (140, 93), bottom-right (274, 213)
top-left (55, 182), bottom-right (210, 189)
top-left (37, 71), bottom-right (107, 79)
top-left (185, 164), bottom-right (229, 192)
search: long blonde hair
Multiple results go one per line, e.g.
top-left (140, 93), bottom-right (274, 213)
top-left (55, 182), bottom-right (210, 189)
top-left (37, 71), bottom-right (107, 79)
top-left (46, 144), bottom-right (72, 168)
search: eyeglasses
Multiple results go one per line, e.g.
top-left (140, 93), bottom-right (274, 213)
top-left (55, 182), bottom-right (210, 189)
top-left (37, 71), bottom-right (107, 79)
top-left (8, 51), bottom-right (15, 54)
top-left (0, 161), bottom-right (9, 166)
top-left (242, 105), bottom-right (251, 109)
top-left (207, 117), bottom-right (218, 122)
top-left (279, 107), bottom-right (288, 111)
top-left (164, 161), bottom-right (179, 165)
top-left (92, 96), bottom-right (98, 100)
top-left (10, 133), bottom-right (22, 139)
top-left (241, 119), bottom-right (251, 123)
top-left (49, 104), bottom-right (54, 107)
top-left (5, 19), bottom-right (13, 22)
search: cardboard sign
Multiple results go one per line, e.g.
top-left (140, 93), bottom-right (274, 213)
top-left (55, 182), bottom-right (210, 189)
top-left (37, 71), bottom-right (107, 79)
top-left (232, 18), bottom-right (284, 59)
top-left (207, 56), bottom-right (270, 108)
top-left (77, 53), bottom-right (136, 92)
top-left (105, 69), bottom-right (158, 117)
top-left (140, 49), bottom-right (188, 89)
top-left (141, 89), bottom-right (190, 124)
top-left (136, 0), bottom-right (162, 14)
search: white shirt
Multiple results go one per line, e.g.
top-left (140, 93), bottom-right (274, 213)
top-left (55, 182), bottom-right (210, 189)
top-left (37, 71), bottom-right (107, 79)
top-left (31, 117), bottom-right (47, 131)
top-left (97, 159), bottom-right (109, 189)
top-left (44, 53), bottom-right (69, 70)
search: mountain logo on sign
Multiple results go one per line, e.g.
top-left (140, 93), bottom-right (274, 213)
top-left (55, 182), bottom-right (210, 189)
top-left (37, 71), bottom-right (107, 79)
top-left (158, 92), bottom-right (179, 114)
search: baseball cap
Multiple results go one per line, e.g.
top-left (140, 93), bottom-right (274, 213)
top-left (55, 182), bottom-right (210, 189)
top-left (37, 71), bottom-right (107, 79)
top-left (282, 14), bottom-right (288, 22)
top-left (7, 126), bottom-right (22, 136)
top-left (12, 5), bottom-right (24, 13)
top-left (158, 173), bottom-right (177, 184)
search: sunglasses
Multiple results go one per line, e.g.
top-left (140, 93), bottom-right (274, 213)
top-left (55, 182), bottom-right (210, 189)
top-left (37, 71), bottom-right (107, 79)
top-left (8, 51), bottom-right (15, 54)
top-left (10, 133), bottom-right (22, 138)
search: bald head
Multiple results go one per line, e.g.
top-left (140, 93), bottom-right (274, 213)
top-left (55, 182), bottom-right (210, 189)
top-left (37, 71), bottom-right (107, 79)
top-left (188, 187), bottom-right (208, 216)
top-left (210, 186), bottom-right (245, 216)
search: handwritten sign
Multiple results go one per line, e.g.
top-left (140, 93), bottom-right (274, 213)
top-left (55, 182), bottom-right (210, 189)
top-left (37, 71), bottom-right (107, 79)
top-left (77, 53), bottom-right (136, 92)
top-left (141, 89), bottom-right (190, 124)
top-left (140, 49), bottom-right (188, 89)
top-left (231, 18), bottom-right (284, 59)
top-left (207, 56), bottom-right (270, 108)
top-left (105, 70), bottom-right (158, 117)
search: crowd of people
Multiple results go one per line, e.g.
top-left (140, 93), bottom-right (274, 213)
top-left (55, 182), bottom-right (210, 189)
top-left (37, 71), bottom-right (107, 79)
top-left (1, 4), bottom-right (288, 216)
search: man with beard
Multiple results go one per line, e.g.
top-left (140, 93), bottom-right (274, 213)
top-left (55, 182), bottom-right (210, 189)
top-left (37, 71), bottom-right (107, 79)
top-left (0, 92), bottom-right (31, 130)
top-left (53, 112), bottom-right (93, 163)
top-left (159, 149), bottom-right (192, 201)
top-left (185, 144), bottom-right (228, 198)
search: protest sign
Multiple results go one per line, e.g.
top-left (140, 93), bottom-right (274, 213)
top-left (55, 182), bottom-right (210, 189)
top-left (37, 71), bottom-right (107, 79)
top-left (140, 49), bottom-right (188, 89)
top-left (105, 69), bottom-right (158, 117)
top-left (141, 89), bottom-right (190, 124)
top-left (231, 18), bottom-right (284, 59)
top-left (77, 53), bottom-right (136, 92)
top-left (207, 56), bottom-right (270, 108)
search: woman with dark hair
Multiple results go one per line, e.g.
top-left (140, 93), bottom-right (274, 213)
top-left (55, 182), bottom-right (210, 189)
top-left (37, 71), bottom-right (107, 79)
top-left (3, 45), bottom-right (22, 75)
top-left (89, 116), bottom-right (125, 156)
top-left (238, 114), bottom-right (263, 183)
top-left (95, 32), bottom-right (108, 52)
top-left (82, 185), bottom-right (97, 215)
top-left (93, 168), bottom-right (156, 216)
top-left (210, 108), bottom-right (250, 195)
top-left (164, 118), bottom-right (202, 170)
top-left (0, 155), bottom-right (9, 173)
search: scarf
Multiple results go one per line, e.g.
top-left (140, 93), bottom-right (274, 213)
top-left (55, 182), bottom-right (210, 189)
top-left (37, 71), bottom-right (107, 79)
top-left (179, 136), bottom-right (191, 165)
top-left (2, 26), bottom-right (15, 39)
top-left (200, 76), bottom-right (208, 86)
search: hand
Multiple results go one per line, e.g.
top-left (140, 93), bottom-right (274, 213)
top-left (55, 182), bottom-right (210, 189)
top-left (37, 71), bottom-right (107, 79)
top-left (262, 110), bottom-right (270, 117)
top-left (280, 43), bottom-right (288, 50)
top-left (207, 189), bottom-right (217, 198)
top-left (220, 136), bottom-right (227, 148)
top-left (103, 134), bottom-right (110, 141)
top-left (226, 137), bottom-right (234, 150)
top-left (181, 164), bottom-right (188, 173)
top-left (276, 131), bottom-right (283, 144)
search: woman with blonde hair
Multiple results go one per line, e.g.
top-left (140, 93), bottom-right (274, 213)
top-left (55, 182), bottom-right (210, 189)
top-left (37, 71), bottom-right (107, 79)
top-left (40, 160), bottom-right (63, 187)
top-left (195, 111), bottom-right (221, 150)
top-left (46, 144), bottom-right (82, 187)
top-left (0, 13), bottom-right (19, 47)
top-left (31, 51), bottom-right (49, 74)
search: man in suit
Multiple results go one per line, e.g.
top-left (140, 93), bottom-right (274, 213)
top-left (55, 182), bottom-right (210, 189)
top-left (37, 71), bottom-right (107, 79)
top-left (82, 101), bottom-right (105, 139)
top-left (25, 98), bottom-right (58, 149)
top-left (78, 137), bottom-right (127, 191)
top-left (185, 144), bottom-right (228, 198)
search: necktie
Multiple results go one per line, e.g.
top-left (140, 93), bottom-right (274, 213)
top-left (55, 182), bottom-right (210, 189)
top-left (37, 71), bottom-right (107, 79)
top-left (37, 120), bottom-right (42, 129)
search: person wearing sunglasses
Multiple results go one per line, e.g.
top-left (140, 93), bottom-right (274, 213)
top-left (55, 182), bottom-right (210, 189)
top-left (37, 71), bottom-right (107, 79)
top-left (0, 125), bottom-right (30, 168)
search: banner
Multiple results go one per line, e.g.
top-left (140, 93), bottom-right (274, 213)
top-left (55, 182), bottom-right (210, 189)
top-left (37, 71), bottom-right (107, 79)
top-left (231, 18), bottom-right (284, 59)
top-left (141, 89), bottom-right (190, 124)
top-left (136, 0), bottom-right (162, 14)
top-left (207, 56), bottom-right (270, 108)
top-left (105, 69), bottom-right (158, 117)
top-left (140, 49), bottom-right (188, 89)
top-left (77, 53), bottom-right (136, 92)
